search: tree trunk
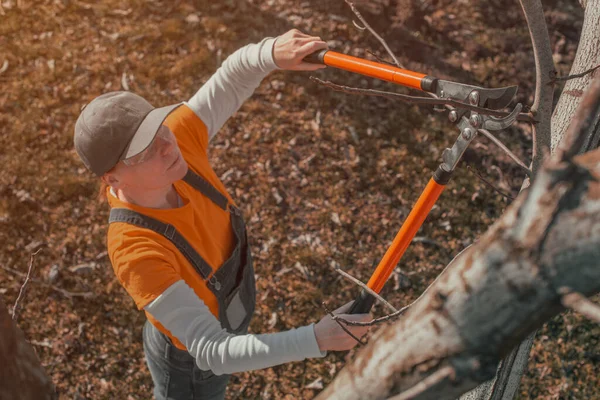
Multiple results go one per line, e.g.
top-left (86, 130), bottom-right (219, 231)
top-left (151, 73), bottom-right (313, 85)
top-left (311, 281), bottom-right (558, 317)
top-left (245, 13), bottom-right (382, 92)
top-left (551, 0), bottom-right (600, 154)
top-left (0, 299), bottom-right (56, 400)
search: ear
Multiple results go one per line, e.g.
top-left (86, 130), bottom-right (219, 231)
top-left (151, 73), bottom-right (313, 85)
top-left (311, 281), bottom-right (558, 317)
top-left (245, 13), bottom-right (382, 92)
top-left (102, 172), bottom-right (125, 190)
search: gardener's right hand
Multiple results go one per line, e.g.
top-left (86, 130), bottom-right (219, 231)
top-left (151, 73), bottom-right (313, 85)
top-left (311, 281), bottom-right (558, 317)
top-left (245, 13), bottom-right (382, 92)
top-left (314, 302), bottom-right (371, 352)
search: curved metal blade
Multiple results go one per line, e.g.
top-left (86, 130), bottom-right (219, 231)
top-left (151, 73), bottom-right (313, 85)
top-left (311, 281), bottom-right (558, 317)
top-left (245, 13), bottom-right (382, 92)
top-left (435, 80), bottom-right (518, 110)
top-left (481, 103), bottom-right (523, 131)
top-left (483, 85), bottom-right (519, 109)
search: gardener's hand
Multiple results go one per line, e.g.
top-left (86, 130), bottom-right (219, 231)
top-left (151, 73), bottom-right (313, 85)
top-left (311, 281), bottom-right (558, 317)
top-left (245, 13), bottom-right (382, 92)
top-left (314, 302), bottom-right (371, 352)
top-left (273, 29), bottom-right (328, 71)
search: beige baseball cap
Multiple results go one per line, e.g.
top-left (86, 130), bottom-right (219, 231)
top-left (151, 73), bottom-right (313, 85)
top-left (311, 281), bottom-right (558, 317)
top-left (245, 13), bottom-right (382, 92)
top-left (74, 91), bottom-right (181, 176)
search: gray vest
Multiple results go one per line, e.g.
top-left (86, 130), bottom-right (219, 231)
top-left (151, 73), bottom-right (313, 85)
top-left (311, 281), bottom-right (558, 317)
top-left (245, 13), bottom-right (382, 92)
top-left (108, 168), bottom-right (256, 334)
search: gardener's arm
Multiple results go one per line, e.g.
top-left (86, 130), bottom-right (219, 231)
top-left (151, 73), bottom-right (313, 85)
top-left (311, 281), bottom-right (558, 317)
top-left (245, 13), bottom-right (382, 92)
top-left (186, 29), bottom-right (327, 140)
top-left (144, 280), bottom-right (369, 376)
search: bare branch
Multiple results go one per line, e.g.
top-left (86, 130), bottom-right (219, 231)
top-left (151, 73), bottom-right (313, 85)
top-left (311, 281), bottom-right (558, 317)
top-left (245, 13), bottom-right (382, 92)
top-left (477, 128), bottom-right (533, 178)
top-left (11, 249), bottom-right (42, 321)
top-left (466, 165), bottom-right (515, 201)
top-left (387, 366), bottom-right (456, 400)
top-left (29, 339), bottom-right (53, 349)
top-left (322, 302), bottom-right (366, 346)
top-left (519, 0), bottom-right (555, 174)
top-left (366, 50), bottom-right (396, 67)
top-left (311, 77), bottom-right (537, 123)
top-left (561, 289), bottom-right (600, 323)
top-left (344, 0), bottom-right (404, 69)
top-left (412, 236), bottom-right (443, 248)
top-left (333, 265), bottom-right (398, 313)
top-left (336, 304), bottom-right (411, 327)
top-left (1, 264), bottom-right (94, 299)
top-left (551, 64), bottom-right (600, 84)
top-left (351, 19), bottom-right (366, 31)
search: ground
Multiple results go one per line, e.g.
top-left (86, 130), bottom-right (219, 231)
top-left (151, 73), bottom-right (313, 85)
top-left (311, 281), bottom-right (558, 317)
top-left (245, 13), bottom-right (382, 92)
top-left (0, 0), bottom-right (598, 399)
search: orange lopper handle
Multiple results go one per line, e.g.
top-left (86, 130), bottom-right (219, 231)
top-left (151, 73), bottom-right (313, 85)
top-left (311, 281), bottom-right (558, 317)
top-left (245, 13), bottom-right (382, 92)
top-left (304, 50), bottom-right (436, 92)
top-left (367, 177), bottom-right (446, 293)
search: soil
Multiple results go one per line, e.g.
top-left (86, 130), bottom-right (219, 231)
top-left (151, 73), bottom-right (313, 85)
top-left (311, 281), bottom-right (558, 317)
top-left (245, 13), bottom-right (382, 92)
top-left (0, 0), bottom-right (598, 399)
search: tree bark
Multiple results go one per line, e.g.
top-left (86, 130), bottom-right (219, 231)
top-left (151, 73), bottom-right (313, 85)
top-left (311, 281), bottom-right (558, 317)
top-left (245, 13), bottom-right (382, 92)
top-left (0, 299), bottom-right (56, 400)
top-left (551, 0), bottom-right (600, 154)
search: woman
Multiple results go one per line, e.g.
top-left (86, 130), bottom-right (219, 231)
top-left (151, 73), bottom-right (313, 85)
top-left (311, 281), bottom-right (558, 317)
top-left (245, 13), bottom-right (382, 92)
top-left (74, 29), bottom-right (371, 399)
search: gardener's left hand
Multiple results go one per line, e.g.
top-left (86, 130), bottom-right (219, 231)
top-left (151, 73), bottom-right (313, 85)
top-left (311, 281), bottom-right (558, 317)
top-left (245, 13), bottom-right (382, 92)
top-left (273, 29), bottom-right (328, 71)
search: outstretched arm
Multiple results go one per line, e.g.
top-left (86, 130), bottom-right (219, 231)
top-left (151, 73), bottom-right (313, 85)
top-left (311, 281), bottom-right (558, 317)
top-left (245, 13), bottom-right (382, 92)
top-left (145, 280), bottom-right (369, 375)
top-left (186, 29), bottom-right (327, 140)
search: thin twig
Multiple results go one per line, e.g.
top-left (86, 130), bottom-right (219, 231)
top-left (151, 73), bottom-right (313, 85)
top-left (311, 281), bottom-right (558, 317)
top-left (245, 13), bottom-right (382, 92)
top-left (310, 77), bottom-right (537, 124)
top-left (477, 128), bottom-right (533, 178)
top-left (12, 249), bottom-right (42, 321)
top-left (366, 50), bottom-right (396, 67)
top-left (30, 339), bottom-right (53, 349)
top-left (337, 304), bottom-right (412, 327)
top-left (1, 264), bottom-right (94, 299)
top-left (467, 165), bottom-right (515, 201)
top-left (412, 236), bottom-right (443, 248)
top-left (550, 64), bottom-right (600, 84)
top-left (334, 266), bottom-right (398, 313)
top-left (561, 289), bottom-right (600, 323)
top-left (387, 366), bottom-right (456, 400)
top-left (322, 302), bottom-right (366, 346)
top-left (345, 0), bottom-right (404, 69)
top-left (351, 19), bottom-right (366, 31)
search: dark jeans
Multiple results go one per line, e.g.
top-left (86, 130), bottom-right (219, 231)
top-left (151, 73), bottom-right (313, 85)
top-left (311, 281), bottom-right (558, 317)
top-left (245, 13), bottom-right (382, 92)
top-left (142, 320), bottom-right (230, 400)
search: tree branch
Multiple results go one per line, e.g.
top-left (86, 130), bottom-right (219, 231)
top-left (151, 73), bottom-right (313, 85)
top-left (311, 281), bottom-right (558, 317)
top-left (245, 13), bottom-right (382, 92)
top-left (466, 165), bottom-right (515, 201)
top-left (310, 77), bottom-right (536, 123)
top-left (561, 289), bottom-right (600, 324)
top-left (388, 366), bottom-right (456, 400)
top-left (477, 128), bottom-right (533, 178)
top-left (344, 0), bottom-right (404, 69)
top-left (333, 265), bottom-right (398, 313)
top-left (551, 64), bottom-right (600, 84)
top-left (336, 304), bottom-right (411, 327)
top-left (1, 264), bottom-right (94, 299)
top-left (11, 249), bottom-right (42, 321)
top-left (519, 0), bottom-right (556, 175)
top-left (322, 302), bottom-right (366, 346)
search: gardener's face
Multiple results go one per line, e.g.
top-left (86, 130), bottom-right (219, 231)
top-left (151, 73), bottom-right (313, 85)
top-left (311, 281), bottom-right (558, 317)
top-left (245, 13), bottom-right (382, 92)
top-left (105, 125), bottom-right (188, 190)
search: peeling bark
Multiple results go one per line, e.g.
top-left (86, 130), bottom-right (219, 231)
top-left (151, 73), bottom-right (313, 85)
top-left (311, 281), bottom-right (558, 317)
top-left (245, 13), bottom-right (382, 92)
top-left (0, 299), bottom-right (56, 400)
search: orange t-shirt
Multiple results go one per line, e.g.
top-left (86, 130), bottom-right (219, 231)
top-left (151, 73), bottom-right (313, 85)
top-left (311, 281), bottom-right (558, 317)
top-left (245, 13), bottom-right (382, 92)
top-left (107, 105), bottom-right (236, 349)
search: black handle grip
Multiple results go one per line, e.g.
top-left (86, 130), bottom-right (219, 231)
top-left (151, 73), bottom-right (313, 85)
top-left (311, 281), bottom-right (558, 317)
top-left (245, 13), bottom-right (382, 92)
top-left (348, 289), bottom-right (376, 314)
top-left (303, 49), bottom-right (329, 65)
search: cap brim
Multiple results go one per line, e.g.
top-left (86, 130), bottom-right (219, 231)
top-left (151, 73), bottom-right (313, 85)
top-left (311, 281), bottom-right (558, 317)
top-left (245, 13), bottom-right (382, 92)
top-left (122, 103), bottom-right (182, 160)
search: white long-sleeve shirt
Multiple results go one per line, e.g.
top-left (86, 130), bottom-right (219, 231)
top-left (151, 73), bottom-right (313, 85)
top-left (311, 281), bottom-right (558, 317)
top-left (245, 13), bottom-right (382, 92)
top-left (143, 37), bottom-right (327, 375)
